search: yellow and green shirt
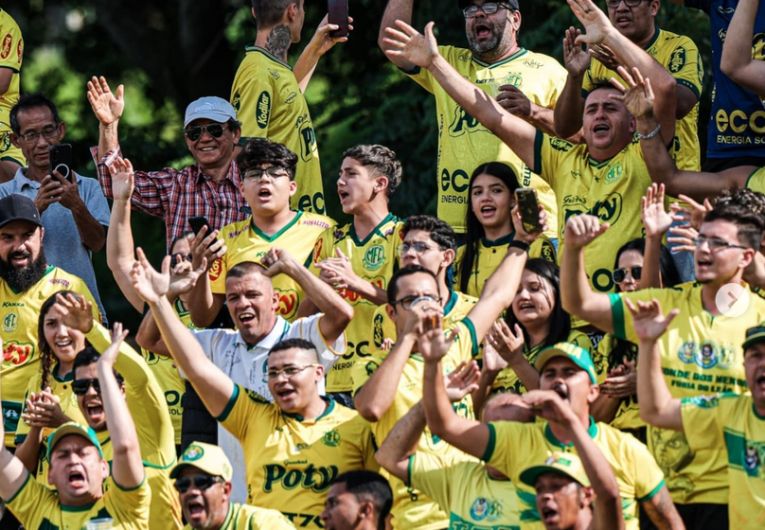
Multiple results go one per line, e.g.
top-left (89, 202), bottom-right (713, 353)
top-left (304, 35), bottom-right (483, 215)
top-left (484, 420), bottom-right (665, 530)
top-left (745, 166), bottom-right (765, 194)
top-left (209, 211), bottom-right (334, 321)
top-left (410, 452), bottom-right (522, 530)
top-left (492, 330), bottom-right (592, 395)
top-left (183, 501), bottom-right (295, 530)
top-left (352, 319), bottom-right (479, 530)
top-left (533, 133), bottom-right (653, 293)
top-left (611, 281), bottom-right (765, 503)
top-left (0, 9), bottom-right (24, 165)
top-left (455, 234), bottom-right (556, 298)
top-left (583, 28), bottom-right (702, 171)
top-left (309, 214), bottom-right (402, 392)
top-left (409, 45), bottom-right (566, 236)
top-left (0, 266), bottom-right (99, 446)
top-left (217, 386), bottom-right (377, 528)
top-left (682, 393), bottom-right (765, 529)
top-left (6, 473), bottom-right (150, 529)
top-left (231, 46), bottom-right (325, 214)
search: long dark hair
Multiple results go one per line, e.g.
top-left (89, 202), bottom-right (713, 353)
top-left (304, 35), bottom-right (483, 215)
top-left (37, 291), bottom-right (73, 390)
top-left (504, 259), bottom-right (570, 350)
top-left (459, 162), bottom-right (520, 293)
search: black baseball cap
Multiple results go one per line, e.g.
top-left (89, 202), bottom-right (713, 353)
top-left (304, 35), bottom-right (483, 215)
top-left (459, 0), bottom-right (520, 10)
top-left (0, 194), bottom-right (43, 229)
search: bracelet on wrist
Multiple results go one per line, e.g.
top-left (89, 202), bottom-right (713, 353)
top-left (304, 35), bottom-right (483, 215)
top-left (637, 123), bottom-right (661, 140)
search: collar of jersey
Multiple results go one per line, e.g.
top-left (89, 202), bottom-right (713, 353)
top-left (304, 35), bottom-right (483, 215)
top-left (544, 417), bottom-right (598, 447)
top-left (246, 45), bottom-right (292, 70)
top-left (6, 264), bottom-right (55, 294)
top-left (52, 360), bottom-right (75, 383)
top-left (443, 289), bottom-right (459, 316)
top-left (481, 232), bottom-right (515, 248)
top-left (220, 502), bottom-right (238, 529)
top-left (60, 500), bottom-right (97, 512)
top-left (250, 210), bottom-right (302, 242)
top-left (472, 47), bottom-right (527, 69)
top-left (282, 396), bottom-right (335, 422)
top-left (349, 212), bottom-right (397, 246)
top-left (242, 316), bottom-right (289, 350)
top-left (643, 24), bottom-right (661, 51)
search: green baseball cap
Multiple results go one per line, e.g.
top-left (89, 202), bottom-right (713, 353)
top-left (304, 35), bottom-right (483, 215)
top-left (520, 452), bottom-right (591, 488)
top-left (534, 342), bottom-right (597, 384)
top-left (743, 324), bottom-right (765, 351)
top-left (170, 442), bottom-right (233, 482)
top-left (46, 422), bottom-right (104, 462)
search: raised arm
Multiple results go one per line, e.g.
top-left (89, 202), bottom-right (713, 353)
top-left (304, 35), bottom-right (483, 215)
top-left (383, 20), bottom-right (538, 167)
top-left (106, 157), bottom-right (144, 312)
top-left (186, 227), bottom-right (227, 327)
top-left (130, 248), bottom-right (234, 417)
top-left (554, 27), bottom-right (591, 138)
top-left (640, 184), bottom-right (672, 289)
top-left (293, 15), bottom-right (352, 92)
top-left (96, 324), bottom-right (144, 490)
top-left (559, 215), bottom-right (614, 332)
top-left (379, 0), bottom-right (416, 70)
top-left (721, 0), bottom-right (765, 96)
top-left (86, 76), bottom-right (124, 160)
top-left (0, 411), bottom-right (29, 501)
top-left (628, 299), bottom-right (683, 431)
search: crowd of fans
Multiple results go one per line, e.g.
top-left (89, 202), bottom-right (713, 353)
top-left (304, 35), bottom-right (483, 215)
top-left (0, 0), bottom-right (764, 528)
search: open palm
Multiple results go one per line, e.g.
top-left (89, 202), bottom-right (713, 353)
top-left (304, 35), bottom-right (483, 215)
top-left (87, 76), bottom-right (124, 125)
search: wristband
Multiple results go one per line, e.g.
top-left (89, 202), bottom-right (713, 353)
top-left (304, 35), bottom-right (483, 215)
top-left (637, 123), bottom-right (661, 140)
top-left (508, 240), bottom-right (530, 252)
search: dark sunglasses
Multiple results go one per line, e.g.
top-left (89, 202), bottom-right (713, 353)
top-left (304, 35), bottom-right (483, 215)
top-left (72, 378), bottom-right (100, 396)
top-left (612, 266), bottom-right (642, 283)
top-left (184, 123), bottom-right (226, 142)
top-left (174, 474), bottom-right (224, 493)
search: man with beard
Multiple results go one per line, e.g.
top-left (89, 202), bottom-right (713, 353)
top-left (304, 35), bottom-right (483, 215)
top-left (0, 194), bottom-right (98, 448)
top-left (379, 0), bottom-right (567, 239)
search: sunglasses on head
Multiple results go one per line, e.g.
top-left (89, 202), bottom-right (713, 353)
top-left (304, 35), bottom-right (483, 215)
top-left (174, 474), bottom-right (224, 493)
top-left (184, 123), bottom-right (226, 142)
top-left (72, 378), bottom-right (100, 396)
top-left (612, 266), bottom-right (642, 283)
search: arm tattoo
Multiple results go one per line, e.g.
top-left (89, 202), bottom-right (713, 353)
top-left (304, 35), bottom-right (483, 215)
top-left (266, 25), bottom-right (292, 60)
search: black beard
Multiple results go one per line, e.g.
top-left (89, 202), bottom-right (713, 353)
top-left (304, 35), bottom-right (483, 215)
top-left (0, 250), bottom-right (48, 292)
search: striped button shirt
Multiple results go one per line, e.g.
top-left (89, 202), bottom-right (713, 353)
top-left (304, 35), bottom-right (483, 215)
top-left (91, 146), bottom-right (250, 249)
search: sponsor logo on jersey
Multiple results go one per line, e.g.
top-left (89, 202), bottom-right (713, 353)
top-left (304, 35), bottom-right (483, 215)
top-left (362, 245), bottom-right (385, 271)
top-left (277, 289), bottom-right (299, 320)
top-left (605, 162), bottom-right (623, 184)
top-left (256, 91), bottom-right (271, 129)
top-left (3, 340), bottom-right (32, 366)
top-left (208, 258), bottom-right (223, 282)
top-left (322, 429), bottom-right (340, 448)
top-left (744, 442), bottom-right (764, 478)
top-left (669, 47), bottom-right (686, 73)
top-left (3, 312), bottom-right (17, 333)
top-left (16, 38), bottom-right (22, 63)
top-left (0, 34), bottom-right (11, 59)
top-left (448, 107), bottom-right (481, 137)
top-left (263, 463), bottom-right (338, 493)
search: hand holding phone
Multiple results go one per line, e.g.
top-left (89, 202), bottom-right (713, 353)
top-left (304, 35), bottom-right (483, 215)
top-left (49, 144), bottom-right (73, 182)
top-left (515, 188), bottom-right (543, 235)
top-left (328, 0), bottom-right (349, 38)
top-left (188, 216), bottom-right (210, 236)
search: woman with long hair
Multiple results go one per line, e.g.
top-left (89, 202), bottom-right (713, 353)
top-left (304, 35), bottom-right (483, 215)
top-left (457, 162), bottom-right (555, 298)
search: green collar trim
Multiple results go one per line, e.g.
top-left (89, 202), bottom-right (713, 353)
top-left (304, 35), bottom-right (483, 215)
top-left (443, 290), bottom-right (458, 316)
top-left (283, 397), bottom-right (335, 422)
top-left (52, 361), bottom-right (74, 383)
top-left (544, 417), bottom-right (598, 447)
top-left (481, 232), bottom-right (515, 247)
top-left (61, 501), bottom-right (97, 512)
top-left (251, 211), bottom-right (302, 242)
top-left (473, 47), bottom-right (528, 68)
top-left (644, 24), bottom-right (661, 51)
top-left (245, 45), bottom-right (292, 70)
top-left (753, 403), bottom-right (765, 421)
top-left (350, 213), bottom-right (396, 246)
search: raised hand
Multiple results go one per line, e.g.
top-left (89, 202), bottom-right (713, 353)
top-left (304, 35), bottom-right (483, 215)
top-left (52, 293), bottom-right (94, 334)
top-left (307, 14), bottom-right (354, 56)
top-left (444, 361), bottom-right (480, 402)
top-left (624, 299), bottom-right (678, 343)
top-left (416, 307), bottom-right (453, 364)
top-left (317, 248), bottom-right (358, 291)
top-left (497, 85), bottom-right (532, 118)
top-left (383, 20), bottom-right (439, 69)
top-left (261, 248), bottom-right (298, 278)
top-left (481, 341), bottom-right (508, 373)
top-left (99, 322), bottom-right (129, 368)
top-left (22, 390), bottom-right (69, 428)
top-left (189, 226), bottom-right (226, 273)
top-left (568, 0), bottom-right (613, 47)
top-left (511, 203), bottom-right (548, 244)
top-left (601, 360), bottom-right (637, 398)
top-left (34, 173), bottom-right (63, 214)
top-left (641, 183), bottom-right (672, 238)
top-left (672, 194), bottom-right (713, 231)
top-left (564, 214), bottom-right (609, 250)
top-left (130, 247), bottom-right (170, 304)
top-left (486, 320), bottom-right (525, 365)
top-left (666, 223), bottom-right (698, 253)
top-left (609, 65), bottom-right (655, 119)
top-left (86, 76), bottom-right (125, 126)
top-left (590, 43), bottom-right (618, 71)
top-left (108, 157), bottom-right (135, 202)
top-left (562, 27), bottom-right (590, 77)
top-left (522, 389), bottom-right (578, 427)
top-left (168, 255), bottom-right (207, 299)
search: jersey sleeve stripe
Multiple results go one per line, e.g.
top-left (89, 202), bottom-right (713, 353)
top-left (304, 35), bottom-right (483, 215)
top-left (461, 317), bottom-right (479, 357)
top-left (112, 475), bottom-right (147, 492)
top-left (609, 293), bottom-right (626, 339)
top-left (533, 130), bottom-right (544, 175)
top-left (4, 471), bottom-right (31, 505)
top-left (406, 454), bottom-right (415, 488)
top-left (675, 78), bottom-right (701, 99)
top-left (216, 384), bottom-right (241, 422)
top-left (481, 423), bottom-right (497, 462)
top-left (637, 479), bottom-right (666, 502)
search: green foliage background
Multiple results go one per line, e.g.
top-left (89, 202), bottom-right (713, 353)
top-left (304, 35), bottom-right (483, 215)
top-left (7, 0), bottom-right (710, 327)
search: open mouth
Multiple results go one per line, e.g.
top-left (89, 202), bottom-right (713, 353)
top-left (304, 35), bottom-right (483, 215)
top-left (68, 470), bottom-right (86, 487)
top-left (479, 205), bottom-right (496, 215)
top-left (237, 311), bottom-right (255, 324)
top-left (258, 188), bottom-right (273, 199)
top-left (518, 301), bottom-right (536, 311)
top-left (474, 23), bottom-right (492, 39)
top-left (55, 338), bottom-right (73, 348)
top-left (185, 499), bottom-right (206, 518)
top-left (275, 388), bottom-right (297, 400)
top-left (696, 258), bottom-right (713, 269)
top-left (593, 123), bottom-right (610, 134)
top-left (540, 506), bottom-right (559, 523)
top-left (552, 383), bottom-right (570, 401)
top-left (9, 252), bottom-right (30, 266)
top-left (84, 402), bottom-right (104, 423)
top-left (338, 191), bottom-right (350, 201)
top-left (615, 15), bottom-right (632, 25)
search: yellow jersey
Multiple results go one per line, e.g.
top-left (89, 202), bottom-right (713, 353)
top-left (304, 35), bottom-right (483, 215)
top-left (370, 289), bottom-right (478, 352)
top-left (409, 45), bottom-right (566, 236)
top-left (0, 9), bottom-right (24, 166)
top-left (455, 235), bottom-right (557, 298)
top-left (583, 28), bottom-right (702, 171)
top-left (534, 133), bottom-right (652, 293)
top-left (593, 334), bottom-right (644, 431)
top-left (492, 330), bottom-right (592, 395)
top-left (485, 420), bottom-right (665, 530)
top-left (745, 166), bottom-right (765, 194)
top-left (682, 393), bottom-right (765, 529)
top-left (231, 46), bottom-right (325, 214)
top-left (183, 501), bottom-right (296, 530)
top-left (352, 319), bottom-right (478, 530)
top-left (410, 452), bottom-right (522, 530)
top-left (209, 211), bottom-right (335, 321)
top-left (611, 281), bottom-right (765, 503)
top-left (217, 385), bottom-right (377, 528)
top-left (87, 323), bottom-right (182, 530)
top-left (309, 214), bottom-right (402, 392)
top-left (6, 473), bottom-right (150, 529)
top-left (0, 265), bottom-right (99, 446)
